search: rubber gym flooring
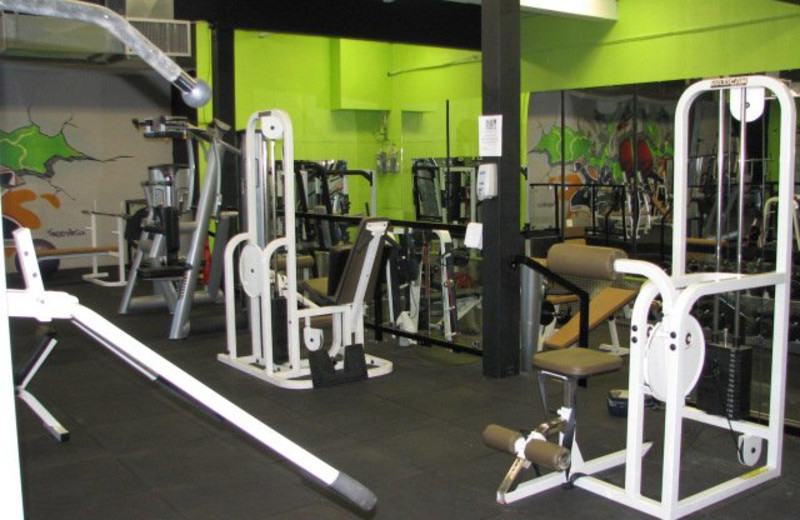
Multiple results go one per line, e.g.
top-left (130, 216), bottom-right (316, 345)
top-left (9, 272), bottom-right (800, 519)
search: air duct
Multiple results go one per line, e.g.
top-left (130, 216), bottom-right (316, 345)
top-left (0, 0), bottom-right (191, 64)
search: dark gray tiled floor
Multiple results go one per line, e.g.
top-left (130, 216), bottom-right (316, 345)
top-left (10, 275), bottom-right (800, 519)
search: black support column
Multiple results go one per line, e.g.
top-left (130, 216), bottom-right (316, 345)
top-left (211, 25), bottom-right (239, 210)
top-left (481, 0), bottom-right (522, 378)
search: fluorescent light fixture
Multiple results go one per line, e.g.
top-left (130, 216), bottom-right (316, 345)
top-left (444, 0), bottom-right (618, 21)
top-left (520, 0), bottom-right (617, 20)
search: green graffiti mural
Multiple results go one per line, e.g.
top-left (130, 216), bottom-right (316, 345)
top-left (0, 115), bottom-right (131, 194)
top-left (532, 124), bottom-right (625, 184)
top-left (1, 115), bottom-right (130, 235)
top-left (0, 122), bottom-right (89, 181)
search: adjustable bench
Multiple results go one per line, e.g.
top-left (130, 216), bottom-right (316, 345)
top-left (485, 243), bottom-right (645, 506)
top-left (540, 243), bottom-right (636, 352)
top-left (483, 337), bottom-right (633, 505)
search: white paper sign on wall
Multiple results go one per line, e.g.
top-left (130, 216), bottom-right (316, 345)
top-left (479, 114), bottom-right (503, 157)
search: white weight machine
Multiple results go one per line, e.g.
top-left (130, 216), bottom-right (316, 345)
top-left (7, 227), bottom-right (377, 512)
top-left (610, 75), bottom-right (796, 519)
top-left (485, 75), bottom-right (797, 520)
top-left (0, 0), bottom-right (375, 516)
top-left (218, 110), bottom-right (393, 389)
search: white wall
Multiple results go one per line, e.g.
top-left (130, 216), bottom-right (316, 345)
top-left (1, 60), bottom-right (173, 271)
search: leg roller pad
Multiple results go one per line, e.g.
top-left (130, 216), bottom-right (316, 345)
top-left (483, 424), bottom-right (571, 471)
top-left (483, 424), bottom-right (523, 455)
top-left (525, 439), bottom-right (571, 471)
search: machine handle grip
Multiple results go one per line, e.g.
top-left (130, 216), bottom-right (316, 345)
top-left (329, 472), bottom-right (378, 512)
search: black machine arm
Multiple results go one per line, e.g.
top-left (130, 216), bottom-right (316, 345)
top-left (512, 255), bottom-right (590, 350)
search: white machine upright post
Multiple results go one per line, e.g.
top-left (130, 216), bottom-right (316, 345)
top-left (0, 195), bottom-right (25, 520)
top-left (220, 110), bottom-right (392, 389)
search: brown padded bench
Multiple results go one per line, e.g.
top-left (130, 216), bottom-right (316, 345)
top-left (35, 246), bottom-right (118, 258)
top-left (531, 257), bottom-right (582, 307)
top-left (533, 347), bottom-right (623, 378)
top-left (540, 243), bottom-right (636, 350)
top-left (546, 292), bottom-right (581, 306)
top-left (272, 253), bottom-right (315, 271)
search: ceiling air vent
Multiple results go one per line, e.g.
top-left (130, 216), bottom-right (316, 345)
top-left (127, 18), bottom-right (191, 57)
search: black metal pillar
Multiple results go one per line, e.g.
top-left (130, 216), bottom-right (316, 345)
top-left (481, 0), bottom-right (522, 378)
top-left (211, 25), bottom-right (239, 210)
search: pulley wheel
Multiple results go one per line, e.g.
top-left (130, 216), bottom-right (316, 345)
top-left (239, 243), bottom-right (265, 297)
top-left (644, 315), bottom-right (705, 402)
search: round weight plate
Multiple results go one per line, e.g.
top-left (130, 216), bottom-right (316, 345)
top-left (239, 243), bottom-right (265, 297)
top-left (644, 315), bottom-right (706, 402)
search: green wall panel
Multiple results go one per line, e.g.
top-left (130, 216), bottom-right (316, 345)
top-left (231, 34), bottom-right (486, 220)
top-left (195, 21), bottom-right (214, 127)
top-left (197, 0), bottom-right (800, 219)
top-left (331, 39), bottom-right (392, 110)
top-left (520, 0), bottom-right (800, 92)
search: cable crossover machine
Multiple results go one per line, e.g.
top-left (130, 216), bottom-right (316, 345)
top-left (484, 75), bottom-right (797, 520)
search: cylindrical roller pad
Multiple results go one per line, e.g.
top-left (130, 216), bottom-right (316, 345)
top-left (546, 243), bottom-right (627, 281)
top-left (482, 424), bottom-right (522, 455)
top-left (524, 439), bottom-right (571, 471)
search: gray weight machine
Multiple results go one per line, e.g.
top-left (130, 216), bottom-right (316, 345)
top-left (119, 116), bottom-right (237, 340)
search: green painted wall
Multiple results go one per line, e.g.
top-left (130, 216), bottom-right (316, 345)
top-left (520, 0), bottom-right (800, 92)
top-left (230, 32), bottom-right (482, 220)
top-left (194, 0), bottom-right (800, 219)
top-left (233, 32), bottom-right (387, 216)
top-left (331, 39), bottom-right (392, 110)
top-left (195, 21), bottom-right (214, 127)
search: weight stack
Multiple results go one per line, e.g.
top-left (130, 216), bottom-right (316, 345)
top-left (271, 296), bottom-right (289, 364)
top-left (696, 343), bottom-right (752, 420)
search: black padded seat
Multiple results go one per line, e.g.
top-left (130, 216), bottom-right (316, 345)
top-left (533, 348), bottom-right (622, 378)
top-left (301, 218), bottom-right (388, 307)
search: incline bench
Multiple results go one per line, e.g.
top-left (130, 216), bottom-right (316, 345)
top-left (539, 243), bottom-right (637, 351)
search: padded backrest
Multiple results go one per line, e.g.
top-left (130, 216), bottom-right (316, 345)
top-left (546, 243), bottom-right (627, 281)
top-left (326, 245), bottom-right (353, 296)
top-left (333, 217), bottom-right (389, 305)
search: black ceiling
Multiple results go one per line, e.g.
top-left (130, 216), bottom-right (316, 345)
top-left (172, 0), bottom-right (482, 50)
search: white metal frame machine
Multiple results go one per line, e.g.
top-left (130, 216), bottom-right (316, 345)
top-left (219, 110), bottom-right (393, 389)
top-left (511, 76), bottom-right (795, 519)
top-left (489, 75), bottom-right (797, 520)
top-left (609, 75), bottom-right (797, 519)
